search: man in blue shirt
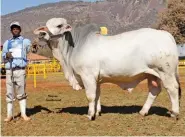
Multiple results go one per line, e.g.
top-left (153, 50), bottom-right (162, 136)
top-left (2, 21), bottom-right (31, 122)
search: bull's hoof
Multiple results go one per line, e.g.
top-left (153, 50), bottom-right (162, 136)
top-left (91, 115), bottom-right (96, 120)
top-left (127, 88), bottom-right (133, 93)
top-left (86, 115), bottom-right (96, 121)
top-left (96, 111), bottom-right (101, 116)
top-left (73, 85), bottom-right (82, 91)
top-left (139, 110), bottom-right (148, 116)
top-left (4, 117), bottom-right (13, 122)
top-left (167, 111), bottom-right (179, 120)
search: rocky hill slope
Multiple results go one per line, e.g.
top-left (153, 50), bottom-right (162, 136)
top-left (1, 0), bottom-right (166, 43)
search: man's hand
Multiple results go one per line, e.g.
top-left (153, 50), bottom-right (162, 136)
top-left (6, 52), bottom-right (13, 59)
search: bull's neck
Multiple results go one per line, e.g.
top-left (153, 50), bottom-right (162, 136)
top-left (57, 36), bottom-right (73, 63)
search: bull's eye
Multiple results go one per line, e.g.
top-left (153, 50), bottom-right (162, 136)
top-left (57, 24), bottom-right (63, 28)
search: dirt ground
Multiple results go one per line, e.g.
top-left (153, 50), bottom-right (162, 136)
top-left (1, 72), bottom-right (185, 136)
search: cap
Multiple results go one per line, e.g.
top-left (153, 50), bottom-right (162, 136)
top-left (10, 21), bottom-right (21, 28)
top-left (10, 21), bottom-right (21, 31)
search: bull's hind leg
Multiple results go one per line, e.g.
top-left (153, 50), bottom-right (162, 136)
top-left (96, 84), bottom-right (101, 116)
top-left (160, 73), bottom-right (180, 118)
top-left (140, 76), bottom-right (161, 116)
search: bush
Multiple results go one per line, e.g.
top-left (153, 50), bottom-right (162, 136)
top-left (157, 0), bottom-right (185, 44)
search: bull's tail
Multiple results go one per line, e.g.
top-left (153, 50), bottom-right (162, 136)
top-left (175, 68), bottom-right (181, 105)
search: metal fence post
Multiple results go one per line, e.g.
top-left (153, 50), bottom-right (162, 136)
top-left (33, 64), bottom-right (36, 88)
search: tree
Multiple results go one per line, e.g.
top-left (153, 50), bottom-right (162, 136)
top-left (157, 0), bottom-right (185, 44)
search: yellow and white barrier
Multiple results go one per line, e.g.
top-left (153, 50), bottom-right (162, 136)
top-left (179, 59), bottom-right (185, 66)
top-left (26, 59), bottom-right (62, 88)
top-left (1, 58), bottom-right (185, 88)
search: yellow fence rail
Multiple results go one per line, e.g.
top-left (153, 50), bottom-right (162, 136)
top-left (26, 61), bottom-right (185, 88)
top-left (179, 59), bottom-right (185, 66)
top-left (26, 59), bottom-right (62, 88)
top-left (1, 59), bottom-right (185, 88)
top-left (27, 63), bottom-right (61, 76)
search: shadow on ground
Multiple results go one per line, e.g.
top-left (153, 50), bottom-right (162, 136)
top-left (26, 105), bottom-right (53, 116)
top-left (55, 105), bottom-right (171, 117)
top-left (24, 105), bottom-right (171, 118)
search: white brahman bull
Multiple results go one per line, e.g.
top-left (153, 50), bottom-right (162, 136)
top-left (34, 18), bottom-right (181, 120)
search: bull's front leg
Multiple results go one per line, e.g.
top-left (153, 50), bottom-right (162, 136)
top-left (81, 74), bottom-right (97, 120)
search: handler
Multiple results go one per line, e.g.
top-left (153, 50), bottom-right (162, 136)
top-left (2, 21), bottom-right (31, 122)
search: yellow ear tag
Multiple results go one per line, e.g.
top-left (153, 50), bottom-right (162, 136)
top-left (100, 27), bottom-right (108, 35)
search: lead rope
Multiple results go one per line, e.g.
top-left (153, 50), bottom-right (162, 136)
top-left (8, 40), bottom-right (15, 121)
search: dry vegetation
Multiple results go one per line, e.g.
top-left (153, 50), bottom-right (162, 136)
top-left (1, 70), bottom-right (185, 136)
top-left (157, 0), bottom-right (185, 44)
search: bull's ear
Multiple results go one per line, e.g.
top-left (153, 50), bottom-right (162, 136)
top-left (64, 24), bottom-right (72, 32)
top-left (33, 26), bottom-right (48, 35)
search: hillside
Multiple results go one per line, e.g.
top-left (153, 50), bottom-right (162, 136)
top-left (1, 0), bottom-right (166, 43)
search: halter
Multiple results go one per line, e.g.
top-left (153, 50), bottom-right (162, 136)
top-left (38, 29), bottom-right (64, 41)
top-left (33, 30), bottom-right (65, 53)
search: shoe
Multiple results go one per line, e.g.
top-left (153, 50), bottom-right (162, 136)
top-left (4, 117), bottom-right (13, 122)
top-left (19, 99), bottom-right (31, 121)
top-left (21, 115), bottom-right (31, 121)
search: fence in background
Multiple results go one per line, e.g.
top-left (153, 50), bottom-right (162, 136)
top-left (26, 59), bottom-right (62, 88)
top-left (26, 59), bottom-right (185, 88)
top-left (1, 58), bottom-right (63, 88)
top-left (1, 59), bottom-right (185, 88)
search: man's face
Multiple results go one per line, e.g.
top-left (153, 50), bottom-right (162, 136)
top-left (11, 27), bottom-right (21, 37)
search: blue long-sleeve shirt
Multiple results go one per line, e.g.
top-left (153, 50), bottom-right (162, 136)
top-left (2, 36), bottom-right (31, 69)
